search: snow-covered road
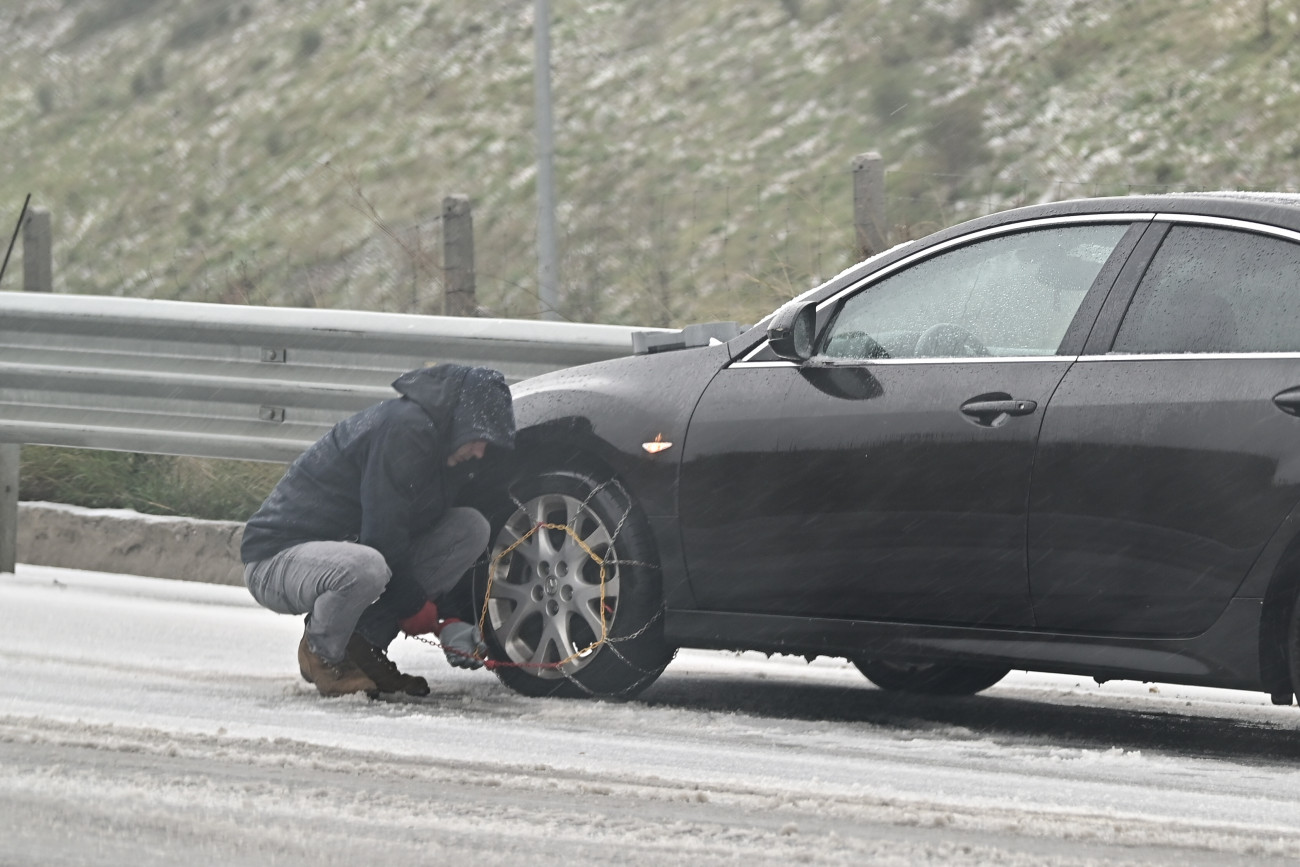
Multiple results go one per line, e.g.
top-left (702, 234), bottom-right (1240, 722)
top-left (3, 565), bottom-right (1300, 865)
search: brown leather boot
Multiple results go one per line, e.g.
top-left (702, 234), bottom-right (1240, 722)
top-left (346, 633), bottom-right (430, 697)
top-left (298, 633), bottom-right (378, 697)
top-left (297, 634), bottom-right (314, 684)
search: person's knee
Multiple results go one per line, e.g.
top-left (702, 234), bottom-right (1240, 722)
top-left (461, 508), bottom-right (491, 553)
top-left (407, 509), bottom-right (492, 597)
top-left (443, 507), bottom-right (490, 554)
top-left (344, 545), bottom-right (392, 599)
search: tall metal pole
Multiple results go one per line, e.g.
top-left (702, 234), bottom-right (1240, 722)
top-left (533, 0), bottom-right (561, 321)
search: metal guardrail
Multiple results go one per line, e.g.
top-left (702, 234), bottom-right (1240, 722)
top-left (0, 292), bottom-right (653, 462)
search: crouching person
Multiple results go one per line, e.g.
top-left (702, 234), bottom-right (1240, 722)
top-left (240, 364), bottom-right (515, 698)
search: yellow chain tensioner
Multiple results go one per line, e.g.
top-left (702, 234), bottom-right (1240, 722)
top-left (476, 521), bottom-right (609, 669)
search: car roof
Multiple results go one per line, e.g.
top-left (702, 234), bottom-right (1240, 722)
top-left (1001, 190), bottom-right (1300, 223)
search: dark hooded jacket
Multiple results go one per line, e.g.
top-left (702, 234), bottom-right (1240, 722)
top-left (240, 365), bottom-right (515, 598)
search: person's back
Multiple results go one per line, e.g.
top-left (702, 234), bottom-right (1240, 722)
top-left (241, 397), bottom-right (448, 566)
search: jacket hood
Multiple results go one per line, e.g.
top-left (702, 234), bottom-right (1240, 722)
top-left (392, 364), bottom-right (515, 451)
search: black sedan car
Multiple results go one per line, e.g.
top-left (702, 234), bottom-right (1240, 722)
top-left (469, 192), bottom-right (1300, 706)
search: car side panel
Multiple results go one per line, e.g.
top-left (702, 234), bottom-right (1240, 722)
top-left (1030, 357), bottom-right (1300, 635)
top-left (678, 360), bottom-right (1066, 626)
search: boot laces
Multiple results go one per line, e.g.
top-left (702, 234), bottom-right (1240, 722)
top-left (358, 641), bottom-right (402, 678)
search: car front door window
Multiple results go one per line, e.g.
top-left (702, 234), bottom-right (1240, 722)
top-left (822, 224), bottom-right (1131, 360)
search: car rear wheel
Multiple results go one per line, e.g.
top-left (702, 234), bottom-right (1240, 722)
top-left (475, 468), bottom-right (673, 699)
top-left (853, 658), bottom-right (1009, 695)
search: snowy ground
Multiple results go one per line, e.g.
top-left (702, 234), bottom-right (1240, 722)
top-left (3, 565), bottom-right (1300, 865)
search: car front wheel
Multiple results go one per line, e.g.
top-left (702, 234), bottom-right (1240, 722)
top-left (853, 658), bottom-right (1009, 695)
top-left (475, 467), bottom-right (673, 699)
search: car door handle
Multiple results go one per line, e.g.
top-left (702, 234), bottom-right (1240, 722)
top-left (960, 398), bottom-right (1038, 418)
top-left (1273, 388), bottom-right (1300, 416)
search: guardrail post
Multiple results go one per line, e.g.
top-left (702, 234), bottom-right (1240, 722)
top-left (442, 195), bottom-right (476, 316)
top-left (23, 207), bottom-right (52, 293)
top-left (852, 153), bottom-right (887, 260)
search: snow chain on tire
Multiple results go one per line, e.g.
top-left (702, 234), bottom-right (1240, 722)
top-left (474, 470), bottom-right (673, 700)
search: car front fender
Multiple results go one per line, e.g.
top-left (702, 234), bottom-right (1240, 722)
top-left (508, 342), bottom-right (731, 518)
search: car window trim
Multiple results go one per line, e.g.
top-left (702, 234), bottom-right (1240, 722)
top-left (1080, 352), bottom-right (1300, 362)
top-left (1154, 212), bottom-right (1300, 244)
top-left (733, 212), bottom-right (1155, 368)
top-left (729, 356), bottom-right (1086, 369)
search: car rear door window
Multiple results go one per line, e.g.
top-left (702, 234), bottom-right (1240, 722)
top-left (1112, 225), bottom-right (1300, 354)
top-left (821, 224), bottom-right (1131, 360)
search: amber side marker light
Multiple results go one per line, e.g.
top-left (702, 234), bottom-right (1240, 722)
top-left (642, 434), bottom-right (673, 454)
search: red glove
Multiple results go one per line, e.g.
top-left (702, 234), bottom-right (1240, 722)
top-left (399, 601), bottom-right (440, 636)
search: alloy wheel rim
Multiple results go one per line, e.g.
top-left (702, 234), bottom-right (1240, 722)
top-left (487, 493), bottom-right (620, 677)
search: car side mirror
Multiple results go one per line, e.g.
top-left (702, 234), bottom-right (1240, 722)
top-left (767, 302), bottom-right (817, 362)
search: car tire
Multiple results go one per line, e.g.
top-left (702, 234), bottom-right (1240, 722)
top-left (852, 658), bottom-right (1009, 695)
top-left (474, 467), bottom-right (673, 699)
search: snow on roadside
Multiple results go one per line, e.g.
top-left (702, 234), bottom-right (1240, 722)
top-left (4, 564), bottom-right (1300, 863)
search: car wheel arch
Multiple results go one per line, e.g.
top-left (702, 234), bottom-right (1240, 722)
top-left (515, 425), bottom-right (622, 480)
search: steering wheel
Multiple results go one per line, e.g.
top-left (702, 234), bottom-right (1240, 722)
top-left (912, 322), bottom-right (990, 358)
top-left (822, 330), bottom-right (891, 360)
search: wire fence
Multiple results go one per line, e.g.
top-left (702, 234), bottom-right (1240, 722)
top-left (14, 155), bottom-right (1248, 334)
top-left (482, 165), bottom-right (1249, 327)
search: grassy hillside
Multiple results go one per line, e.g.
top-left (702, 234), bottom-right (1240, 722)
top-left (3, 0), bottom-right (1299, 332)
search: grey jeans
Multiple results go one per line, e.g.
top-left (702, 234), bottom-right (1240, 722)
top-left (244, 507), bottom-right (491, 663)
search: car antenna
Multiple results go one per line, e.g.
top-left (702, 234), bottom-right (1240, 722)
top-left (0, 193), bottom-right (32, 288)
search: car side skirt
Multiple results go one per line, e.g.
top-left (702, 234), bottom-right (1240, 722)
top-left (664, 598), bottom-right (1265, 691)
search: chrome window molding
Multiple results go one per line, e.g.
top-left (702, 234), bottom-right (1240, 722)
top-left (1154, 213), bottom-right (1300, 245)
top-left (733, 352), bottom-right (1300, 368)
top-left (1080, 352), bottom-right (1300, 362)
top-left (730, 355), bottom-right (1076, 369)
top-left (856, 356), bottom-right (1072, 365)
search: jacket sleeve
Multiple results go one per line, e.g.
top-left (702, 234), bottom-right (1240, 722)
top-left (356, 415), bottom-right (441, 601)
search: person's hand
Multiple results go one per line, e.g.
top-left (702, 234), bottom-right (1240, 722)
top-left (399, 601), bottom-right (440, 637)
top-left (438, 620), bottom-right (487, 669)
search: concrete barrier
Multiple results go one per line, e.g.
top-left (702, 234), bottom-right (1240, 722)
top-left (18, 502), bottom-right (244, 586)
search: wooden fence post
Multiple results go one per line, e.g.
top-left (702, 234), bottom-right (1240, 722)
top-left (23, 207), bottom-right (51, 293)
top-left (2, 206), bottom-right (51, 571)
top-left (442, 195), bottom-right (476, 317)
top-left (852, 153), bottom-right (887, 260)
